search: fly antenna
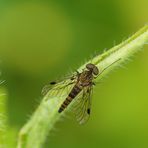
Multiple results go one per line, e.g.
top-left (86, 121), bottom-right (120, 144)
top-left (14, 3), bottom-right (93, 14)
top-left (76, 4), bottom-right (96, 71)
top-left (97, 58), bottom-right (121, 77)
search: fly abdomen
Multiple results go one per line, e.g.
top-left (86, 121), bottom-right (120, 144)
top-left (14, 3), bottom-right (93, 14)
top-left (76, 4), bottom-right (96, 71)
top-left (58, 85), bottom-right (82, 113)
top-left (69, 85), bottom-right (82, 98)
top-left (58, 97), bottom-right (72, 113)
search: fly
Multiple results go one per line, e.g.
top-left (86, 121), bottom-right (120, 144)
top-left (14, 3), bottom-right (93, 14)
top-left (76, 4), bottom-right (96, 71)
top-left (58, 63), bottom-right (98, 113)
top-left (42, 59), bottom-right (120, 124)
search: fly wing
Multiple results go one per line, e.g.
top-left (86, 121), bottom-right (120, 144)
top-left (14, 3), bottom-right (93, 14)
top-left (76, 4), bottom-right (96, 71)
top-left (73, 85), bottom-right (93, 124)
top-left (42, 74), bottom-right (77, 99)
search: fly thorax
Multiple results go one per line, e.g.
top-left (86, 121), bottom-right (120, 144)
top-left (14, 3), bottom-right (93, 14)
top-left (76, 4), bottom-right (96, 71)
top-left (78, 81), bottom-right (84, 88)
top-left (79, 77), bottom-right (92, 87)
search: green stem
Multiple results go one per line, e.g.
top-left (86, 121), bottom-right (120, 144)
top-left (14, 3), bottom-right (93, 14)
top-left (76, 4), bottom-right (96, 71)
top-left (0, 87), bottom-right (7, 148)
top-left (17, 25), bottom-right (148, 148)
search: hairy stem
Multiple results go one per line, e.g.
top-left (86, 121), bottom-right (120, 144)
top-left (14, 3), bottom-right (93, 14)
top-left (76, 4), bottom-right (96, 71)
top-left (17, 25), bottom-right (148, 148)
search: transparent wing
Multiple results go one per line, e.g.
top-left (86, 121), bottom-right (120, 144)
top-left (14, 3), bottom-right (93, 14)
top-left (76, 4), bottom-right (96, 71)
top-left (73, 84), bottom-right (93, 124)
top-left (42, 74), bottom-right (78, 99)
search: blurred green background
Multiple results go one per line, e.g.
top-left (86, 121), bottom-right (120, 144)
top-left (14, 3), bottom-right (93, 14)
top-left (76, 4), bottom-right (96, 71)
top-left (0, 0), bottom-right (148, 148)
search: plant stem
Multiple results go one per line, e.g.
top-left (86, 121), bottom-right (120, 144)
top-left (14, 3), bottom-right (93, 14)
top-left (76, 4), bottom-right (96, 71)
top-left (0, 87), bottom-right (7, 148)
top-left (17, 25), bottom-right (148, 148)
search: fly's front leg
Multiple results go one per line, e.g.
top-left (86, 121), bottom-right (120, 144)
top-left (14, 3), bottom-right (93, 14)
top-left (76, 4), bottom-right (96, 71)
top-left (93, 75), bottom-right (99, 79)
top-left (91, 82), bottom-right (95, 86)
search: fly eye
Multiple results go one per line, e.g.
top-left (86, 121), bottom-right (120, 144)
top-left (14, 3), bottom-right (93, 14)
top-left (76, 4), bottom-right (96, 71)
top-left (86, 63), bottom-right (99, 75)
top-left (93, 67), bottom-right (99, 75)
top-left (86, 63), bottom-right (94, 70)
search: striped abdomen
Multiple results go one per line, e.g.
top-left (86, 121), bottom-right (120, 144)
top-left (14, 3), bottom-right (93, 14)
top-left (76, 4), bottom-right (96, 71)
top-left (58, 85), bottom-right (82, 113)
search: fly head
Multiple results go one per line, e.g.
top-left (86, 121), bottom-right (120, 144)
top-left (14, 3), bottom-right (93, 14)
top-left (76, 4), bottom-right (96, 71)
top-left (86, 63), bottom-right (99, 75)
